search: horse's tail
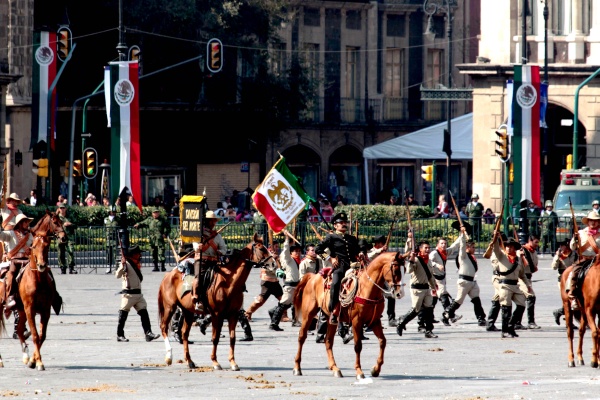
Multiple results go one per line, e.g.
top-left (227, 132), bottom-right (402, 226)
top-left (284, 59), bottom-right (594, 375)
top-left (293, 273), bottom-right (313, 322)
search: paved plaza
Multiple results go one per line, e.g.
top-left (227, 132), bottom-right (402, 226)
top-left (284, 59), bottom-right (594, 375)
top-left (1, 256), bottom-right (599, 399)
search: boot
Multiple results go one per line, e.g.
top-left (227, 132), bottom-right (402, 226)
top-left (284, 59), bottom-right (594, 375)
top-left (553, 307), bottom-right (564, 326)
top-left (338, 322), bottom-right (353, 344)
top-left (269, 303), bottom-right (286, 331)
top-left (173, 310), bottom-right (193, 344)
top-left (486, 300), bottom-right (500, 332)
top-left (501, 305), bottom-right (516, 338)
top-left (396, 308), bottom-right (418, 336)
top-left (424, 307), bottom-right (438, 338)
top-left (437, 295), bottom-right (450, 325)
top-left (442, 301), bottom-right (462, 324)
top-left (152, 262), bottom-right (160, 272)
top-left (417, 309), bottom-right (426, 332)
top-left (431, 296), bottom-right (440, 323)
top-left (471, 297), bottom-right (487, 326)
top-left (245, 298), bottom-right (264, 322)
top-left (139, 308), bottom-right (160, 341)
top-left (117, 310), bottom-right (129, 342)
top-left (526, 296), bottom-right (540, 329)
top-left (69, 267), bottom-right (77, 274)
top-left (12, 310), bottom-right (31, 340)
top-left (199, 315), bottom-right (211, 335)
top-left (281, 308), bottom-right (290, 322)
top-left (60, 267), bottom-right (67, 274)
top-left (508, 305), bottom-right (525, 337)
top-left (238, 309), bottom-right (253, 341)
top-left (161, 262), bottom-right (166, 272)
top-left (315, 310), bottom-right (328, 343)
top-left (387, 298), bottom-right (398, 326)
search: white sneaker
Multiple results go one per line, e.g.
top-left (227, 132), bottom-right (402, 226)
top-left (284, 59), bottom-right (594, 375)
top-left (451, 314), bottom-right (463, 323)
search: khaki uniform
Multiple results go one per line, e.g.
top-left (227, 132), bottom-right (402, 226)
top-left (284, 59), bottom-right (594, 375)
top-left (454, 233), bottom-right (481, 304)
top-left (278, 241), bottom-right (300, 306)
top-left (491, 240), bottom-right (531, 307)
top-left (429, 238), bottom-right (460, 298)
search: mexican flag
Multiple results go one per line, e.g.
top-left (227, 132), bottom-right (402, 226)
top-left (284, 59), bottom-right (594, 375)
top-left (252, 157), bottom-right (314, 234)
top-left (511, 65), bottom-right (541, 206)
top-left (104, 61), bottom-right (142, 210)
top-left (31, 30), bottom-right (57, 151)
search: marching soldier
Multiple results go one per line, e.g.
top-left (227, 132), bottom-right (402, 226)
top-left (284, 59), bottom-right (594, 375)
top-left (515, 234), bottom-right (541, 330)
top-left (551, 239), bottom-right (576, 325)
top-left (429, 236), bottom-right (461, 326)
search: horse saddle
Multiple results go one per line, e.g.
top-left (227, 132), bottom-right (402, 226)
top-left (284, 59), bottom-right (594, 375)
top-left (180, 275), bottom-right (195, 298)
top-left (319, 268), bottom-right (332, 290)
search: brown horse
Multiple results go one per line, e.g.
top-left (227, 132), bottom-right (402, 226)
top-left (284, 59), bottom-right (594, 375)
top-left (158, 233), bottom-right (271, 370)
top-left (0, 306), bottom-right (5, 367)
top-left (561, 260), bottom-right (600, 368)
top-left (0, 211), bottom-right (65, 370)
top-left (293, 251), bottom-right (404, 379)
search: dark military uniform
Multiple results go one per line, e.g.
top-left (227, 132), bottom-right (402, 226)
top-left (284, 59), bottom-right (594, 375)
top-left (540, 201), bottom-right (558, 253)
top-left (465, 194), bottom-right (484, 240)
top-left (315, 212), bottom-right (360, 321)
top-left (104, 207), bottom-right (120, 274)
top-left (135, 209), bottom-right (171, 271)
top-left (57, 205), bottom-right (77, 274)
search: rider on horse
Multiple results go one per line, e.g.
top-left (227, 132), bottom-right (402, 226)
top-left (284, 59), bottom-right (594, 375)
top-left (191, 210), bottom-right (226, 312)
top-left (568, 211), bottom-right (600, 310)
top-left (1, 214), bottom-right (34, 316)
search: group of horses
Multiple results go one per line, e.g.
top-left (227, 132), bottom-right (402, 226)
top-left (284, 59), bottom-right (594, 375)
top-left (2, 218), bottom-right (599, 378)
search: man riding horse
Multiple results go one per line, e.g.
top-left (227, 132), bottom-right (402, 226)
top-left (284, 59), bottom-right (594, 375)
top-left (191, 210), bottom-right (226, 312)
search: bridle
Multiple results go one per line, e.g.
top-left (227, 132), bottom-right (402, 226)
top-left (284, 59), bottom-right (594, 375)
top-left (30, 214), bottom-right (66, 269)
top-left (363, 252), bottom-right (404, 297)
top-left (244, 240), bottom-right (273, 269)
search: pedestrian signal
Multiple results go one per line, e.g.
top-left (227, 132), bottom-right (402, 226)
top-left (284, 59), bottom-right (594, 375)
top-left (495, 126), bottom-right (510, 163)
top-left (207, 38), bottom-right (223, 73)
top-left (57, 26), bottom-right (72, 62)
top-left (129, 45), bottom-right (141, 61)
top-left (421, 165), bottom-right (434, 182)
top-left (33, 158), bottom-right (49, 177)
top-left (83, 147), bottom-right (98, 179)
top-left (73, 160), bottom-right (82, 177)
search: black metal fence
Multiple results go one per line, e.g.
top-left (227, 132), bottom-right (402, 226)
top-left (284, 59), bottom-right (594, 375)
top-left (52, 216), bottom-right (568, 273)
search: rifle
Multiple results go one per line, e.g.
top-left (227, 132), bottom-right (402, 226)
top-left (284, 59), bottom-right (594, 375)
top-left (0, 157), bottom-right (7, 209)
top-left (384, 218), bottom-right (395, 249)
top-left (448, 190), bottom-right (465, 233)
top-left (308, 220), bottom-right (324, 241)
top-left (483, 201), bottom-right (505, 259)
top-left (168, 237), bottom-right (180, 264)
top-left (569, 196), bottom-right (580, 257)
top-left (216, 221), bottom-right (233, 234)
top-left (403, 193), bottom-right (416, 254)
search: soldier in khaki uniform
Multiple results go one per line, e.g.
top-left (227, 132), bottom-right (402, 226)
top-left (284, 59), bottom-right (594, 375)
top-left (568, 211), bottom-right (600, 310)
top-left (490, 233), bottom-right (532, 338)
top-left (134, 208), bottom-right (171, 271)
top-left (515, 235), bottom-right (541, 330)
top-left (115, 245), bottom-right (160, 342)
top-left (551, 239), bottom-right (576, 325)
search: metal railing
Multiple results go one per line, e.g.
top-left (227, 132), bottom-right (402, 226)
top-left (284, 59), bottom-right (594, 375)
top-left (50, 217), bottom-right (566, 273)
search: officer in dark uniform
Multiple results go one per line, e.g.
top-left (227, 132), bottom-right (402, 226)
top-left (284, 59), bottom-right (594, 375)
top-left (315, 212), bottom-right (360, 324)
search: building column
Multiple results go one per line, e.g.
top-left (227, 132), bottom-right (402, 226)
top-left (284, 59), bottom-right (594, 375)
top-left (567, 0), bottom-right (585, 63)
top-left (587, 0), bottom-right (600, 63)
top-left (535, 0), bottom-right (554, 66)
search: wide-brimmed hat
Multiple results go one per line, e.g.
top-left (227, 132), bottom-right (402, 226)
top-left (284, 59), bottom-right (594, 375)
top-left (332, 212), bottom-right (348, 223)
top-left (14, 214), bottom-right (33, 225)
top-left (582, 211), bottom-right (600, 225)
top-left (290, 243), bottom-right (302, 252)
top-left (8, 193), bottom-right (21, 202)
top-left (556, 239), bottom-right (570, 247)
top-left (503, 237), bottom-right (522, 250)
top-left (373, 235), bottom-right (386, 244)
top-left (451, 220), bottom-right (473, 236)
top-left (127, 245), bottom-right (144, 255)
top-left (58, 203), bottom-right (66, 209)
top-left (205, 210), bottom-right (222, 220)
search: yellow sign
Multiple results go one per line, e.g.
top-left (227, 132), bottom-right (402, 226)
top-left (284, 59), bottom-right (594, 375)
top-left (180, 195), bottom-right (206, 243)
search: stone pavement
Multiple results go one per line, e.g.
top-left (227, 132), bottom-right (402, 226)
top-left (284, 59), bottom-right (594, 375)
top-left (1, 256), bottom-right (599, 399)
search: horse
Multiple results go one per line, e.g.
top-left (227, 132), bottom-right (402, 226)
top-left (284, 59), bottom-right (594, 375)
top-left (561, 260), bottom-right (600, 368)
top-left (292, 251), bottom-right (404, 379)
top-left (158, 232), bottom-right (272, 370)
top-left (0, 210), bottom-right (65, 370)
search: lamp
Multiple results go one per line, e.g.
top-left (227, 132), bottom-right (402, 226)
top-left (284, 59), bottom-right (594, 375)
top-left (424, 15), bottom-right (436, 41)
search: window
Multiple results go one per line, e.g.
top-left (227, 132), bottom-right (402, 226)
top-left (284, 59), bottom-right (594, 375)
top-left (303, 43), bottom-right (320, 82)
top-left (385, 48), bottom-right (404, 97)
top-left (386, 14), bottom-right (406, 37)
top-left (270, 43), bottom-right (287, 76)
top-left (304, 7), bottom-right (320, 27)
top-left (346, 10), bottom-right (361, 30)
top-left (345, 47), bottom-right (359, 99)
top-left (427, 49), bottom-right (444, 87)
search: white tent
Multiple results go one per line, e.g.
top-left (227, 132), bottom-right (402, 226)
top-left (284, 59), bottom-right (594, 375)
top-left (362, 113), bottom-right (473, 203)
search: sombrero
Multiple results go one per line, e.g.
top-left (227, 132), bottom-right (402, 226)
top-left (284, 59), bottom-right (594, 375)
top-left (451, 220), bottom-right (473, 236)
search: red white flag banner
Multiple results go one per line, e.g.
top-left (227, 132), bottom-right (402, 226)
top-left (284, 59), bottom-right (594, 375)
top-left (104, 61), bottom-right (142, 210)
top-left (31, 30), bottom-right (57, 150)
top-left (252, 157), bottom-right (313, 234)
top-left (511, 65), bottom-right (541, 206)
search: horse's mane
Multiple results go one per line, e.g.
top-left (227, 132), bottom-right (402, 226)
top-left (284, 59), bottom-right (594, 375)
top-left (30, 212), bottom-right (52, 234)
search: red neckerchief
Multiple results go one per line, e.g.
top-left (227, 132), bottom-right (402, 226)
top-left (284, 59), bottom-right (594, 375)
top-left (507, 253), bottom-right (517, 264)
top-left (418, 253), bottom-right (429, 264)
top-left (436, 246), bottom-right (447, 261)
top-left (292, 256), bottom-right (301, 265)
top-left (523, 243), bottom-right (535, 253)
top-left (588, 228), bottom-right (598, 236)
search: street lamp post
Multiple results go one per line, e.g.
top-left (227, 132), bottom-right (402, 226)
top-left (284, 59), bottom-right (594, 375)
top-left (424, 0), bottom-right (455, 196)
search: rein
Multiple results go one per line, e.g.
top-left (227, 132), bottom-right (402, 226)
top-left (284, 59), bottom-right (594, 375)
top-left (354, 252), bottom-right (403, 303)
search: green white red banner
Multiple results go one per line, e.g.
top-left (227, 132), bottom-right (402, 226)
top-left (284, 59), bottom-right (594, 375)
top-left (31, 30), bottom-right (57, 151)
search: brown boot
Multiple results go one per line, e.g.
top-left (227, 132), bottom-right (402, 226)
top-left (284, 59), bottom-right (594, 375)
top-left (245, 298), bottom-right (264, 322)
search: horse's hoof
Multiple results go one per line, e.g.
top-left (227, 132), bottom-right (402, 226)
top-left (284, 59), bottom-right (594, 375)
top-left (333, 370), bottom-right (343, 378)
top-left (371, 367), bottom-right (380, 377)
top-left (188, 361), bottom-right (196, 369)
top-left (591, 362), bottom-right (598, 368)
top-left (577, 360), bottom-right (585, 366)
top-left (231, 364), bottom-right (240, 371)
top-left (27, 361), bottom-right (35, 369)
top-left (0, 361), bottom-right (4, 368)
top-left (165, 357), bottom-right (172, 366)
top-left (213, 364), bottom-right (223, 371)
top-left (293, 368), bottom-right (302, 376)
top-left (568, 361), bottom-right (575, 368)
top-left (37, 363), bottom-right (45, 371)
top-left (357, 373), bottom-right (365, 380)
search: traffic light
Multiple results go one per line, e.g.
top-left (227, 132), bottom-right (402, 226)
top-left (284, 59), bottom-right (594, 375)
top-left (57, 26), bottom-right (72, 62)
top-left (421, 164), bottom-right (434, 182)
top-left (442, 129), bottom-right (452, 157)
top-left (207, 38), bottom-right (223, 73)
top-left (73, 160), bottom-right (82, 177)
top-left (33, 158), bottom-right (48, 177)
top-left (83, 147), bottom-right (98, 179)
top-left (566, 154), bottom-right (573, 170)
top-left (129, 45), bottom-right (141, 61)
top-left (495, 126), bottom-right (510, 163)
top-left (509, 162), bottom-right (514, 183)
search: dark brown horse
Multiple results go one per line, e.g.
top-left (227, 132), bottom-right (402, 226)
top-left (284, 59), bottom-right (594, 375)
top-left (158, 233), bottom-right (271, 370)
top-left (1, 211), bottom-right (65, 370)
top-left (561, 261), bottom-right (600, 368)
top-left (293, 251), bottom-right (404, 379)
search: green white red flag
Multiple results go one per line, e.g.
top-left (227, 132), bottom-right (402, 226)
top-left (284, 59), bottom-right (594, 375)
top-left (31, 30), bottom-right (57, 151)
top-left (104, 61), bottom-right (142, 210)
top-left (252, 157), bottom-right (313, 234)
top-left (510, 65), bottom-right (541, 206)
